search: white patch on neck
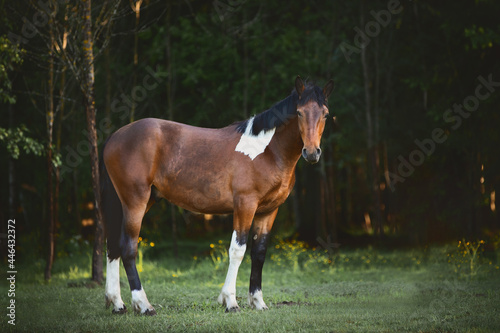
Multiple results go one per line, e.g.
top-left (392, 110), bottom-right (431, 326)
top-left (235, 117), bottom-right (275, 160)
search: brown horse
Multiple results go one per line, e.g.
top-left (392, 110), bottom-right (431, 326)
top-left (101, 76), bottom-right (334, 315)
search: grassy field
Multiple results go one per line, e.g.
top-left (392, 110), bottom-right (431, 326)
top-left (2, 235), bottom-right (500, 332)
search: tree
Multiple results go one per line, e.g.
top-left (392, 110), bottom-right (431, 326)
top-left (44, 1), bottom-right (56, 280)
top-left (2, 0), bottom-right (499, 261)
top-left (0, 35), bottom-right (45, 221)
top-left (42, 0), bottom-right (121, 282)
top-left (359, 0), bottom-right (383, 238)
top-left (80, 0), bottom-right (104, 283)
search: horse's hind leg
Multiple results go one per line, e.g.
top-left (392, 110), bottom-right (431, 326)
top-left (105, 257), bottom-right (126, 314)
top-left (121, 190), bottom-right (156, 315)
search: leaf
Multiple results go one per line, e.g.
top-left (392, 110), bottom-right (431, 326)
top-left (0, 126), bottom-right (44, 160)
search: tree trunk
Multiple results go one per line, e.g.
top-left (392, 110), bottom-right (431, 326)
top-left (297, 165), bottom-right (320, 243)
top-left (105, 47), bottom-right (112, 125)
top-left (73, 170), bottom-right (82, 226)
top-left (325, 155), bottom-right (337, 244)
top-left (8, 105), bottom-right (15, 219)
top-left (130, 0), bottom-right (142, 122)
top-left (81, 0), bottom-right (104, 284)
top-left (291, 187), bottom-right (302, 232)
top-left (54, 62), bottom-right (67, 272)
top-left (360, 1), bottom-right (383, 238)
top-left (166, 2), bottom-right (174, 120)
top-left (45, 148), bottom-right (54, 281)
top-left (242, 9), bottom-right (249, 118)
top-left (45, 8), bottom-right (56, 280)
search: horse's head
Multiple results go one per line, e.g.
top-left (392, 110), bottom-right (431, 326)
top-left (295, 76), bottom-right (334, 164)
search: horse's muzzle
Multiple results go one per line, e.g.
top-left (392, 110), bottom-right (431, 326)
top-left (302, 147), bottom-right (321, 164)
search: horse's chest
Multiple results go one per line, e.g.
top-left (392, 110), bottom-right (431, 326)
top-left (257, 173), bottom-right (295, 213)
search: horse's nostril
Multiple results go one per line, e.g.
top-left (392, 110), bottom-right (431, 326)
top-left (316, 148), bottom-right (322, 156)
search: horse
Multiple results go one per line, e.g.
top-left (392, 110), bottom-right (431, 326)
top-left (100, 76), bottom-right (334, 315)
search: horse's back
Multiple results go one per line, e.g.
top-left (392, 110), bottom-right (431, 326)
top-left (103, 118), bottom-right (239, 211)
top-left (104, 117), bottom-right (209, 162)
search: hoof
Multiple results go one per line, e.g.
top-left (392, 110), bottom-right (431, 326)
top-left (144, 309), bottom-right (157, 316)
top-left (134, 308), bottom-right (157, 316)
top-left (258, 305), bottom-right (269, 311)
top-left (225, 306), bottom-right (241, 313)
top-left (252, 304), bottom-right (269, 311)
top-left (248, 290), bottom-right (269, 310)
top-left (112, 305), bottom-right (127, 315)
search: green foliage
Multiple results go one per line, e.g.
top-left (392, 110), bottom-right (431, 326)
top-left (3, 0), bottom-right (500, 259)
top-left (448, 239), bottom-right (488, 279)
top-left (137, 236), bottom-right (155, 273)
top-left (209, 239), bottom-right (229, 271)
top-left (0, 125), bottom-right (44, 159)
top-left (0, 35), bottom-right (24, 104)
top-left (271, 238), bottom-right (308, 273)
top-left (464, 25), bottom-right (500, 50)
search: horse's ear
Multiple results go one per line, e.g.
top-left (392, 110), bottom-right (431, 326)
top-left (295, 75), bottom-right (305, 97)
top-left (323, 80), bottom-right (335, 100)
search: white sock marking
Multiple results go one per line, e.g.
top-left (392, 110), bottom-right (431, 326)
top-left (248, 289), bottom-right (268, 310)
top-left (235, 117), bottom-right (275, 160)
top-left (218, 230), bottom-right (246, 309)
top-left (105, 256), bottom-right (125, 311)
top-left (131, 287), bottom-right (153, 313)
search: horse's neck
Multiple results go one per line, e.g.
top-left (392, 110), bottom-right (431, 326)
top-left (269, 117), bottom-right (303, 170)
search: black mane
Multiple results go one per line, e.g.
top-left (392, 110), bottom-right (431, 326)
top-left (236, 82), bottom-right (327, 135)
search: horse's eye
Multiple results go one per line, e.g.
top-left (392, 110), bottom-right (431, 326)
top-left (324, 113), bottom-right (329, 119)
top-left (296, 110), bottom-right (303, 118)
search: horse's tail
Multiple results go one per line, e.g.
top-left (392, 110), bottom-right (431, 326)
top-left (100, 136), bottom-right (123, 260)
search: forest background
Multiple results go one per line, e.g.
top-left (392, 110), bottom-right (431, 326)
top-left (1, 0), bottom-right (499, 281)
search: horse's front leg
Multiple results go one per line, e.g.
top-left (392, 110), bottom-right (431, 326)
top-left (218, 198), bottom-right (256, 312)
top-left (248, 208), bottom-right (278, 310)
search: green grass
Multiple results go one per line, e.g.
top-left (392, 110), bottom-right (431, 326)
top-left (2, 237), bottom-right (500, 332)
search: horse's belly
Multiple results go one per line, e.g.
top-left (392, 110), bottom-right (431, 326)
top-left (157, 176), bottom-right (234, 215)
